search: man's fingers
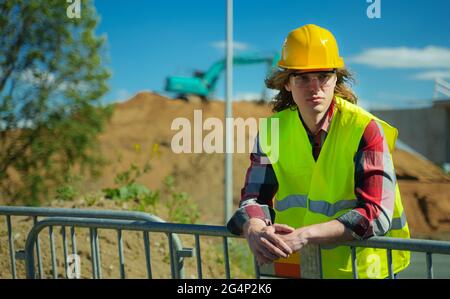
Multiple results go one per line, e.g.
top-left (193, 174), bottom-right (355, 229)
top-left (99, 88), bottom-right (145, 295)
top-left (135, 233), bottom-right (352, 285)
top-left (260, 237), bottom-right (289, 258)
top-left (261, 232), bottom-right (293, 255)
top-left (260, 237), bottom-right (287, 258)
top-left (259, 244), bottom-right (280, 260)
top-left (273, 223), bottom-right (295, 233)
top-left (248, 239), bottom-right (277, 263)
top-left (246, 227), bottom-right (295, 266)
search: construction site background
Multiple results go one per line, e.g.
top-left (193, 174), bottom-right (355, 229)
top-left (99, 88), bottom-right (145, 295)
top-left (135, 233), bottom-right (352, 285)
top-left (1, 92), bottom-right (449, 278)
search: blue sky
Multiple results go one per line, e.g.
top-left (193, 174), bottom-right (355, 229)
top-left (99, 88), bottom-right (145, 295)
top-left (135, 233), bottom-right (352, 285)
top-left (93, 0), bottom-right (450, 110)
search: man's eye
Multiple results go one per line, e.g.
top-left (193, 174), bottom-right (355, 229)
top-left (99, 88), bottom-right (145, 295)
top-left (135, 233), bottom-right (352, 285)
top-left (318, 74), bottom-right (328, 81)
top-left (299, 75), bottom-right (309, 82)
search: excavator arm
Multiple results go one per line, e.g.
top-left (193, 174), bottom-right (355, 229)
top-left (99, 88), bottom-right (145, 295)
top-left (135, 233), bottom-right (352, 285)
top-left (165, 53), bottom-right (279, 100)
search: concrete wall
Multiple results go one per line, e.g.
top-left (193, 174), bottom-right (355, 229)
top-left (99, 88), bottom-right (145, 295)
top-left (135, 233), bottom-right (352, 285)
top-left (371, 106), bottom-right (449, 166)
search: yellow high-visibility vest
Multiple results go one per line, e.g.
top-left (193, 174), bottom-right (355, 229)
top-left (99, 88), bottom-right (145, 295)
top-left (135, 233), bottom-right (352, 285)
top-left (259, 96), bottom-right (410, 278)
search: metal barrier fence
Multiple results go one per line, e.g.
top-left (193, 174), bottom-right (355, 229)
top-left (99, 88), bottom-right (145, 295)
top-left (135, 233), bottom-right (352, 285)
top-left (2, 206), bottom-right (450, 279)
top-left (340, 237), bottom-right (450, 279)
top-left (21, 215), bottom-right (450, 279)
top-left (0, 206), bottom-right (188, 279)
top-left (24, 217), bottom-right (239, 279)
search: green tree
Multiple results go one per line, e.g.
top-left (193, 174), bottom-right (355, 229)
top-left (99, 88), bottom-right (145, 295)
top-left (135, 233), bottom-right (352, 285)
top-left (0, 0), bottom-right (112, 205)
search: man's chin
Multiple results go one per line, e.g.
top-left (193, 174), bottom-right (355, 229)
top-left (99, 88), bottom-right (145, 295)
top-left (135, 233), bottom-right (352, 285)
top-left (309, 104), bottom-right (325, 114)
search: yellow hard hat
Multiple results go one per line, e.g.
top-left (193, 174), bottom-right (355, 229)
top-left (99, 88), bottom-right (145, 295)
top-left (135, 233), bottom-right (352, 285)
top-left (278, 24), bottom-right (344, 70)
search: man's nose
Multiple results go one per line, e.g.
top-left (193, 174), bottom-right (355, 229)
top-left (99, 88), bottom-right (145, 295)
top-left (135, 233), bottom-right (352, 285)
top-left (308, 77), bottom-right (321, 91)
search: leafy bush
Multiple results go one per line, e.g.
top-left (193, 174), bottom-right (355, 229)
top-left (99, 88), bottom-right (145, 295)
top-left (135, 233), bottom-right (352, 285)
top-left (104, 183), bottom-right (149, 201)
top-left (55, 185), bottom-right (78, 201)
top-left (164, 175), bottom-right (199, 224)
top-left (114, 162), bottom-right (151, 186)
top-left (103, 159), bottom-right (159, 212)
top-left (103, 154), bottom-right (197, 222)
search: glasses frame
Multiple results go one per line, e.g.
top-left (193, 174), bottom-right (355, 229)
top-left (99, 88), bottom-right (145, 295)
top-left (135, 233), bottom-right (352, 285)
top-left (290, 69), bottom-right (337, 88)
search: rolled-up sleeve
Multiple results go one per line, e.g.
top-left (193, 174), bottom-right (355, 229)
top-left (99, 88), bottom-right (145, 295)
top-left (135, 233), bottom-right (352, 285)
top-left (337, 120), bottom-right (396, 240)
top-left (226, 134), bottom-right (278, 235)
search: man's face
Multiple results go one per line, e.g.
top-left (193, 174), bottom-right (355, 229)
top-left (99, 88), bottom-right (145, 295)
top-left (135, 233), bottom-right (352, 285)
top-left (284, 68), bottom-right (337, 115)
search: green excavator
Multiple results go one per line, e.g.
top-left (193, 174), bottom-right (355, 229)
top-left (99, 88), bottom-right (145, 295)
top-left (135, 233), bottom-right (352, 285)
top-left (164, 53), bottom-right (280, 101)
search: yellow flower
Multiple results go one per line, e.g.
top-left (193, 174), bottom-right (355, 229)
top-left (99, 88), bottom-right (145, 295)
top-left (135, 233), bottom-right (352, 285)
top-left (134, 143), bottom-right (141, 153)
top-left (150, 143), bottom-right (161, 159)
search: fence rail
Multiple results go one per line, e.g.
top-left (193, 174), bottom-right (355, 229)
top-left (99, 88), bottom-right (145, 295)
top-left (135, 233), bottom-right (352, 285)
top-left (339, 237), bottom-right (450, 279)
top-left (2, 206), bottom-right (450, 279)
top-left (0, 206), bottom-right (186, 279)
top-left (23, 217), bottom-right (236, 279)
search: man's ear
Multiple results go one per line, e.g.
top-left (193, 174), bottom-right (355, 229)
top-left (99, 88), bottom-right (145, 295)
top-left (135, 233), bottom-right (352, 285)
top-left (284, 82), bottom-right (291, 92)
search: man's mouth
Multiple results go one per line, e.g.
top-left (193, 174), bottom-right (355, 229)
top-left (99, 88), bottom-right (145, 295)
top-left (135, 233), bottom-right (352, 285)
top-left (307, 97), bottom-right (323, 102)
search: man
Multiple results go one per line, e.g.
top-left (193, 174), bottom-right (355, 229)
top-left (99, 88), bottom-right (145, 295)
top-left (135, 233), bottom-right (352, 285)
top-left (227, 24), bottom-right (410, 279)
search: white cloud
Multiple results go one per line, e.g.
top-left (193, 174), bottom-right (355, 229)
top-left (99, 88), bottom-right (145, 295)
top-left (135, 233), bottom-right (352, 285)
top-left (411, 70), bottom-right (450, 80)
top-left (210, 40), bottom-right (250, 51)
top-left (349, 46), bottom-right (450, 69)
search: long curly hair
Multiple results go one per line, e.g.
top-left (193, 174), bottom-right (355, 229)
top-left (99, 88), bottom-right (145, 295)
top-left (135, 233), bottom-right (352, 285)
top-left (265, 68), bottom-right (358, 112)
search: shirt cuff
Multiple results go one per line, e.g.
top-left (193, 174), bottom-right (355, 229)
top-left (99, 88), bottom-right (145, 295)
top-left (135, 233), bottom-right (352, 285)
top-left (226, 204), bottom-right (275, 235)
top-left (336, 210), bottom-right (371, 240)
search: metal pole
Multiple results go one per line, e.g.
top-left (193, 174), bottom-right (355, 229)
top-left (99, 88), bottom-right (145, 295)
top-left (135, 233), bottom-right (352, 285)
top-left (6, 216), bottom-right (17, 278)
top-left (223, 237), bottom-right (231, 279)
top-left (143, 231), bottom-right (152, 279)
top-left (426, 252), bottom-right (434, 279)
top-left (195, 234), bottom-right (203, 279)
top-left (117, 229), bottom-right (125, 279)
top-left (224, 0), bottom-right (233, 224)
top-left (49, 226), bottom-right (57, 279)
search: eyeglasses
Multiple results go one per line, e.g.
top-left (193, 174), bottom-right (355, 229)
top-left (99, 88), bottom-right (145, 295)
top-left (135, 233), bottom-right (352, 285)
top-left (290, 70), bottom-right (336, 87)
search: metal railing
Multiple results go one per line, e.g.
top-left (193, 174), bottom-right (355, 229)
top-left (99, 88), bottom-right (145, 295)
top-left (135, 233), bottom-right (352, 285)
top-left (340, 237), bottom-right (450, 279)
top-left (23, 217), bottom-right (239, 279)
top-left (0, 206), bottom-right (187, 279)
top-left (2, 206), bottom-right (450, 279)
top-left (20, 215), bottom-right (450, 279)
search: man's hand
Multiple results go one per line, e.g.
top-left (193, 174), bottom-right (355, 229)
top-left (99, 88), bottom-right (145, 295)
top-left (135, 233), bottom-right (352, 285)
top-left (277, 220), bottom-right (355, 252)
top-left (243, 218), bottom-right (294, 265)
top-left (277, 228), bottom-right (310, 252)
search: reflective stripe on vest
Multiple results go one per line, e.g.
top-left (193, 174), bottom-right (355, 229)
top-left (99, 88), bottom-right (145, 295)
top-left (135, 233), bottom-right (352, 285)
top-left (274, 194), bottom-right (308, 211)
top-left (275, 195), bottom-right (357, 216)
top-left (391, 210), bottom-right (407, 230)
top-left (275, 194), bottom-right (408, 230)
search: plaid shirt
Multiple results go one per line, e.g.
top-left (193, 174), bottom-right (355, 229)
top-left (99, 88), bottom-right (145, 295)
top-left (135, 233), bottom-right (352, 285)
top-left (227, 100), bottom-right (396, 240)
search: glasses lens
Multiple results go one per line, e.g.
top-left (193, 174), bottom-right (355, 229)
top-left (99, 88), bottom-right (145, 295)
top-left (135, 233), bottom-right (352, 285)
top-left (292, 71), bottom-right (335, 87)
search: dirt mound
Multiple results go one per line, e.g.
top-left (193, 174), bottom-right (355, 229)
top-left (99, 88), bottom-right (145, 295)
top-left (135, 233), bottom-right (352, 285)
top-left (393, 149), bottom-right (450, 238)
top-left (394, 149), bottom-right (448, 182)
